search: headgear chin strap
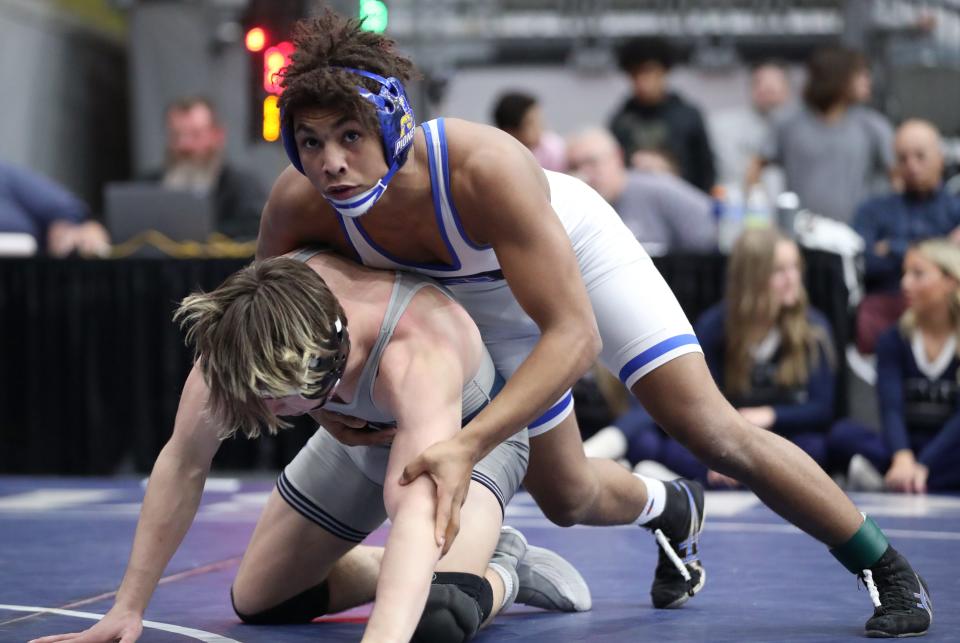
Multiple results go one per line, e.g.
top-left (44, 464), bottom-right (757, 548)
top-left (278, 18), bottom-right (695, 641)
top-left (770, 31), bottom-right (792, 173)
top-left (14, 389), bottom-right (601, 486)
top-left (281, 68), bottom-right (416, 218)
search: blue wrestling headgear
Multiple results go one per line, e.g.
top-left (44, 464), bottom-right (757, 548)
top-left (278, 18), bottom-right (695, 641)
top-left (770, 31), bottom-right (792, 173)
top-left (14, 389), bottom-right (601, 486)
top-left (281, 67), bottom-right (416, 218)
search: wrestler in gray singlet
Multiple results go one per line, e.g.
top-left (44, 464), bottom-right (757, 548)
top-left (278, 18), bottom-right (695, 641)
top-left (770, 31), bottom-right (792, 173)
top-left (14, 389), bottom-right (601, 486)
top-left (280, 248), bottom-right (529, 542)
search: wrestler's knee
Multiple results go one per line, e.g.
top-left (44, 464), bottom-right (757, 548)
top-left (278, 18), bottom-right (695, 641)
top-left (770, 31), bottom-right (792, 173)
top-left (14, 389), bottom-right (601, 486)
top-left (231, 580), bottom-right (330, 624)
top-left (537, 490), bottom-right (594, 527)
top-left (668, 409), bottom-right (757, 478)
top-left (412, 573), bottom-right (493, 643)
top-left (525, 464), bottom-right (596, 527)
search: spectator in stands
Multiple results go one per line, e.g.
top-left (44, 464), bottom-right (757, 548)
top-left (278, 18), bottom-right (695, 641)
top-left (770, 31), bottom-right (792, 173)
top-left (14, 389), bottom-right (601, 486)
top-left (849, 51), bottom-right (898, 196)
top-left (748, 46), bottom-right (894, 224)
top-left (0, 161), bottom-right (109, 257)
top-left (852, 120), bottom-right (960, 353)
top-left (850, 52), bottom-right (876, 107)
top-left (829, 239), bottom-right (960, 492)
top-left (609, 37), bottom-right (716, 191)
top-left (856, 120), bottom-right (960, 293)
top-left (143, 96), bottom-right (266, 240)
top-left (710, 61), bottom-right (792, 198)
top-left (566, 127), bottom-right (716, 255)
top-left (586, 229), bottom-right (836, 485)
top-left (491, 91), bottom-right (566, 172)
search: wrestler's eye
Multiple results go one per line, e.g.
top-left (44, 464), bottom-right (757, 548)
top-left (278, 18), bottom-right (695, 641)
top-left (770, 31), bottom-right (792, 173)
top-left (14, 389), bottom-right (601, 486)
top-left (300, 136), bottom-right (319, 150)
top-left (343, 130), bottom-right (361, 144)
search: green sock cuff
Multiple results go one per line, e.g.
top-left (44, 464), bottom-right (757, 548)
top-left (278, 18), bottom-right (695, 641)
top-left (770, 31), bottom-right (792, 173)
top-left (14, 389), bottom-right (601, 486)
top-left (829, 515), bottom-right (889, 574)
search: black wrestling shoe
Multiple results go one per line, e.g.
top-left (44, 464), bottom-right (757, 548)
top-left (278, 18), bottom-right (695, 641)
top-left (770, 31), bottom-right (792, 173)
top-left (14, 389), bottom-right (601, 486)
top-left (861, 546), bottom-right (932, 638)
top-left (642, 478), bottom-right (706, 609)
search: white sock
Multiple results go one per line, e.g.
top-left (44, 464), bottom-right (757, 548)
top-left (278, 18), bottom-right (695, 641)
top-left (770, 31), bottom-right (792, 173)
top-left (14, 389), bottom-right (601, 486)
top-left (633, 473), bottom-right (667, 526)
top-left (488, 561), bottom-right (517, 612)
top-left (583, 425), bottom-right (628, 460)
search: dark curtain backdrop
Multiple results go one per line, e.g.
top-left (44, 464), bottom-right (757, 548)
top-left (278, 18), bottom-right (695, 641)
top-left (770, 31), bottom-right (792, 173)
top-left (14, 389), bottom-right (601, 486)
top-left (0, 251), bottom-right (849, 474)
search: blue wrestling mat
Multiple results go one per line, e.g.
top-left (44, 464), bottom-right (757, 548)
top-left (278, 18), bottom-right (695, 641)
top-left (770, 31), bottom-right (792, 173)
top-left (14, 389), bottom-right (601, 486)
top-left (1, 476), bottom-right (957, 642)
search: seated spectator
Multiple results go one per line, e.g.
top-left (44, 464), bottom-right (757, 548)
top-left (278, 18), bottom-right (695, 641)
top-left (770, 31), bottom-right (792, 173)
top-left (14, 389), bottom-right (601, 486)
top-left (856, 119), bottom-right (960, 290)
top-left (829, 239), bottom-right (960, 493)
top-left (609, 37), bottom-right (715, 191)
top-left (142, 96), bottom-right (266, 240)
top-left (0, 161), bottom-right (109, 257)
top-left (491, 91), bottom-right (566, 172)
top-left (747, 46), bottom-right (894, 224)
top-left (853, 119), bottom-right (960, 352)
top-left (585, 229), bottom-right (836, 484)
top-left (566, 127), bottom-right (716, 255)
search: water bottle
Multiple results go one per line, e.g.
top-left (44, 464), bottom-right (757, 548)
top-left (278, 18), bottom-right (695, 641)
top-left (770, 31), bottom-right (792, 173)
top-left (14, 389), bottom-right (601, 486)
top-left (716, 184), bottom-right (744, 254)
top-left (744, 185), bottom-right (772, 229)
top-left (775, 191), bottom-right (800, 238)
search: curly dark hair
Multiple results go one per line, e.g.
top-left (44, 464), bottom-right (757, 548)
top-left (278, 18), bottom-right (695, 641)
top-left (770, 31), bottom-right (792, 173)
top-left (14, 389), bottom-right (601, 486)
top-left (616, 37), bottom-right (675, 73)
top-left (279, 8), bottom-right (418, 135)
top-left (803, 46), bottom-right (858, 114)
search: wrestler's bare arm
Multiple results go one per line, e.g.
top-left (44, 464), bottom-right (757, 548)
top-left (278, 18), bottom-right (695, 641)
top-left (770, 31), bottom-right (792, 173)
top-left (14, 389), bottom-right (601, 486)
top-left (450, 123), bottom-right (600, 459)
top-left (362, 320), bottom-right (467, 643)
top-left (256, 166), bottom-right (335, 261)
top-left (31, 365), bottom-right (223, 643)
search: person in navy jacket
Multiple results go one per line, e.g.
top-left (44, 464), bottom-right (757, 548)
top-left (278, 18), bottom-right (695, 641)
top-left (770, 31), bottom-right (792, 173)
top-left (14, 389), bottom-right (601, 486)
top-left (829, 238), bottom-right (960, 492)
top-left (606, 228), bottom-right (836, 486)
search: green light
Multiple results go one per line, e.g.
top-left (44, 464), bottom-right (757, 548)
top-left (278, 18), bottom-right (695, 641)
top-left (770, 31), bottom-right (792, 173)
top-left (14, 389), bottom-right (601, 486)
top-left (359, 0), bottom-right (388, 33)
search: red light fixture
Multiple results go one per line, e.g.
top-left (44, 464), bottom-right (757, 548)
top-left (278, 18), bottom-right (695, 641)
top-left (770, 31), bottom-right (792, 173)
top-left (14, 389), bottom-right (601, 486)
top-left (263, 40), bottom-right (294, 94)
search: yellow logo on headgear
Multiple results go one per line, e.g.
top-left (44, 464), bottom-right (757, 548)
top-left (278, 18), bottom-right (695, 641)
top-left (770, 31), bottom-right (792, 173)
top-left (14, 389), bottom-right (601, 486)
top-left (399, 112), bottom-right (413, 136)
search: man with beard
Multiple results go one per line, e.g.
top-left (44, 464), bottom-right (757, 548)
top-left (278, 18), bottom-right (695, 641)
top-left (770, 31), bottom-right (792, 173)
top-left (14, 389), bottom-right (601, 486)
top-left (142, 96), bottom-right (266, 240)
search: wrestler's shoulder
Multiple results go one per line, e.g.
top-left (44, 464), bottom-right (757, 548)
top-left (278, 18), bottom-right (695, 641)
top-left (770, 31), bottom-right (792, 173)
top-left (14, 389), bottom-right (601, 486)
top-left (441, 118), bottom-right (524, 166)
top-left (265, 165), bottom-right (325, 220)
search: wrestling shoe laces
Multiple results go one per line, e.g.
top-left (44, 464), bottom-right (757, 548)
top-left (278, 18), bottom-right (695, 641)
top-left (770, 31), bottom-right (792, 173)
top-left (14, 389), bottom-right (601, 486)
top-left (643, 479), bottom-right (706, 609)
top-left (859, 546), bottom-right (932, 638)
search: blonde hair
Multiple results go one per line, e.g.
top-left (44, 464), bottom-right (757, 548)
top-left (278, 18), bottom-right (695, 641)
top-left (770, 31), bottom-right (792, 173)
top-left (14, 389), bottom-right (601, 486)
top-left (723, 228), bottom-right (833, 397)
top-left (899, 238), bottom-right (960, 357)
top-left (174, 257), bottom-right (347, 439)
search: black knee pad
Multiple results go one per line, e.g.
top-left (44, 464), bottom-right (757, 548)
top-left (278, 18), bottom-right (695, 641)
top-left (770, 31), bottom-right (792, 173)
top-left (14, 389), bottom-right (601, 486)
top-left (411, 573), bottom-right (494, 643)
top-left (231, 580), bottom-right (330, 624)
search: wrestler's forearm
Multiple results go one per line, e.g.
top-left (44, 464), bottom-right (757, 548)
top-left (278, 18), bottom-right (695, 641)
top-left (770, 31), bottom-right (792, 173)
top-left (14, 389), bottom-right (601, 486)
top-left (364, 476), bottom-right (441, 642)
top-left (115, 366), bottom-right (220, 614)
top-left (461, 326), bottom-right (597, 461)
top-left (114, 442), bottom-right (210, 614)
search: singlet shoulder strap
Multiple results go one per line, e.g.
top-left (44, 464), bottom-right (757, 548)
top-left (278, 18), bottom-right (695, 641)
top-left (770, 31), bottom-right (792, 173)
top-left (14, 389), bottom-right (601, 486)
top-left (286, 245), bottom-right (334, 263)
top-left (354, 273), bottom-right (453, 410)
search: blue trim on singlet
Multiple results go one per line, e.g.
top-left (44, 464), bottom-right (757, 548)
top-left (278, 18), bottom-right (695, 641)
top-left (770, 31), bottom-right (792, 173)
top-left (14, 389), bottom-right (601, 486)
top-left (529, 391), bottom-right (574, 429)
top-left (438, 118), bottom-right (490, 251)
top-left (350, 217), bottom-right (462, 272)
top-left (618, 334), bottom-right (701, 384)
top-left (339, 122), bottom-right (462, 273)
top-left (436, 270), bottom-right (505, 285)
top-left (333, 121), bottom-right (505, 283)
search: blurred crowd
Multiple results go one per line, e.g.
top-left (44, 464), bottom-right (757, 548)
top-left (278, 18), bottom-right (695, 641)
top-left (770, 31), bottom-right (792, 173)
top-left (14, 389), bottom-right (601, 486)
top-left (491, 40), bottom-right (960, 495)
top-left (3, 34), bottom-right (959, 494)
top-left (1, 96), bottom-right (265, 258)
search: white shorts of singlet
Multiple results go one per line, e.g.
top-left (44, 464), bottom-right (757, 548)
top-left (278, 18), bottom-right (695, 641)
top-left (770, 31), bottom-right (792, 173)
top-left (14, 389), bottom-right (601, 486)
top-left (446, 171), bottom-right (701, 437)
